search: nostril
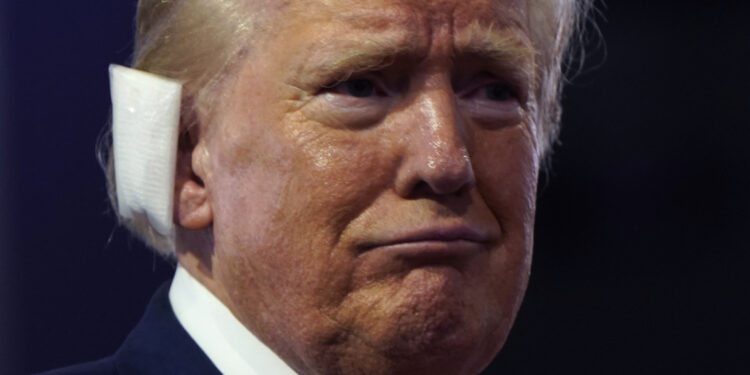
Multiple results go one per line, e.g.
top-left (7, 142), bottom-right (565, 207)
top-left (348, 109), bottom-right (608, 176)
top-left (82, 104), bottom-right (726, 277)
top-left (419, 155), bottom-right (475, 196)
top-left (409, 180), bottom-right (434, 198)
top-left (406, 168), bottom-right (474, 199)
top-left (395, 96), bottom-right (475, 198)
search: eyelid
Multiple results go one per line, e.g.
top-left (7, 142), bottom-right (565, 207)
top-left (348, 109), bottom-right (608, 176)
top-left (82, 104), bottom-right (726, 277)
top-left (307, 80), bottom-right (392, 129)
top-left (321, 74), bottom-right (395, 99)
top-left (455, 72), bottom-right (517, 95)
top-left (453, 72), bottom-right (527, 126)
top-left (323, 70), bottom-right (380, 88)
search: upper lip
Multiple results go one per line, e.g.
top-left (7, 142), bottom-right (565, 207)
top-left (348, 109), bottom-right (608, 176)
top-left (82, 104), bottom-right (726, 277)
top-left (360, 223), bottom-right (492, 250)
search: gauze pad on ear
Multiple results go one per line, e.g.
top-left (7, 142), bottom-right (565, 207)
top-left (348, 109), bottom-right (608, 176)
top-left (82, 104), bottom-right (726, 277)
top-left (109, 64), bottom-right (182, 237)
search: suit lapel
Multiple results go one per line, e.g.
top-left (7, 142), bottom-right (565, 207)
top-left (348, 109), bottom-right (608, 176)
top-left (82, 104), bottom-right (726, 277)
top-left (114, 282), bottom-right (221, 375)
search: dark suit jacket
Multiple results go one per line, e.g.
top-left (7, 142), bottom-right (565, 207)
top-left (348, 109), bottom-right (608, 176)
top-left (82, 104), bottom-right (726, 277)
top-left (38, 282), bottom-right (221, 375)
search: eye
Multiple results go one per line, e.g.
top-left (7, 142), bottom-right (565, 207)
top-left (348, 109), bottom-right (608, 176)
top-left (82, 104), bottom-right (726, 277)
top-left (455, 76), bottom-right (525, 126)
top-left (455, 74), bottom-right (521, 104)
top-left (484, 83), bottom-right (515, 101)
top-left (331, 78), bottom-right (377, 98)
top-left (310, 76), bottom-right (391, 129)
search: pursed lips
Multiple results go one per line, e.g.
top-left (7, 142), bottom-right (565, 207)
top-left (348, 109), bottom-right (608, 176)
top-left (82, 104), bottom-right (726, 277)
top-left (358, 224), bottom-right (493, 258)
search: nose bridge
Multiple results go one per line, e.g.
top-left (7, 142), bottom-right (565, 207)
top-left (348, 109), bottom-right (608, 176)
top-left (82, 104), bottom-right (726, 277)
top-left (418, 89), bottom-right (465, 162)
top-left (401, 87), bottom-right (475, 195)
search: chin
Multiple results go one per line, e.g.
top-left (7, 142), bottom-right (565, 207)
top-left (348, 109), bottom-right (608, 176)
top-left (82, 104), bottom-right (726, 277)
top-left (379, 332), bottom-right (502, 375)
top-left (357, 268), bottom-right (509, 375)
top-left (294, 269), bottom-right (519, 375)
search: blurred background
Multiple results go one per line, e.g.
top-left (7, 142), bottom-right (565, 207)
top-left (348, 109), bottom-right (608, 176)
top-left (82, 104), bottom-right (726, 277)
top-left (2, 1), bottom-right (749, 374)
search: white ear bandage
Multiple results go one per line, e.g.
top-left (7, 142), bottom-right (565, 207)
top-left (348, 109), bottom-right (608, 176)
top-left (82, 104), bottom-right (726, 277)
top-left (109, 64), bottom-right (182, 237)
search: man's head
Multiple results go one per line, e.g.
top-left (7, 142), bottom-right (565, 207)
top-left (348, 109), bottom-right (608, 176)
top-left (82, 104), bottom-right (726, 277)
top-left (105, 0), bottom-right (589, 373)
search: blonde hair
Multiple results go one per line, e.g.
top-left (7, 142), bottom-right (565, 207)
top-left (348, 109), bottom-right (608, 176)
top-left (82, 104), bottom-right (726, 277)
top-left (99, 0), bottom-right (594, 255)
top-left (529, 0), bottom-right (594, 154)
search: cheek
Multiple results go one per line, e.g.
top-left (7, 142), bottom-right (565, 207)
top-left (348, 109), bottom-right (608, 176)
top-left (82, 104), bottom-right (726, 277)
top-left (207, 124), bottom-right (405, 352)
top-left (282, 126), bottom-right (399, 242)
top-left (473, 125), bottom-right (539, 309)
top-left (208, 130), bottom-right (291, 257)
top-left (209, 120), bottom-right (399, 295)
top-left (474, 126), bottom-right (539, 239)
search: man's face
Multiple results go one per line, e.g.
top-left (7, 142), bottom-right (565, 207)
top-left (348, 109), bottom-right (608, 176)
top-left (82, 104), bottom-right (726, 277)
top-left (197, 0), bottom-right (539, 373)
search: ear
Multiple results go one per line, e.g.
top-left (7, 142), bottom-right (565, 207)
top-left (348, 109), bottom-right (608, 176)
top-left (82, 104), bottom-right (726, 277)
top-left (174, 128), bottom-right (213, 230)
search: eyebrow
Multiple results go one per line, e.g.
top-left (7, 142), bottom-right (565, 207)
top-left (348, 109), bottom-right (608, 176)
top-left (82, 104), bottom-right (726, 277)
top-left (291, 20), bottom-right (536, 88)
top-left (328, 41), bottom-right (410, 77)
top-left (454, 21), bottom-right (537, 82)
top-left (294, 35), bottom-right (416, 88)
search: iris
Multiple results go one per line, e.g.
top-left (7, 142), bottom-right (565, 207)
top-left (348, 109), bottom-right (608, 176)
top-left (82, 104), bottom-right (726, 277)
top-left (341, 78), bottom-right (375, 97)
top-left (485, 83), bottom-right (513, 101)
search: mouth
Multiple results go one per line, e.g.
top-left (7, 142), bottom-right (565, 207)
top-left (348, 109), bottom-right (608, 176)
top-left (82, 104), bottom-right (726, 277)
top-left (358, 224), bottom-right (493, 260)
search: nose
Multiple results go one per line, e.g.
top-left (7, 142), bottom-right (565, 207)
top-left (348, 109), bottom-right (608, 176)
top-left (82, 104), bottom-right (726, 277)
top-left (395, 90), bottom-right (475, 197)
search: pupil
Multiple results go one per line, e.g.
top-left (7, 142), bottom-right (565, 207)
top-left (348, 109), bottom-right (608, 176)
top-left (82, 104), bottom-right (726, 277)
top-left (486, 84), bottom-right (512, 101)
top-left (346, 79), bottom-right (375, 97)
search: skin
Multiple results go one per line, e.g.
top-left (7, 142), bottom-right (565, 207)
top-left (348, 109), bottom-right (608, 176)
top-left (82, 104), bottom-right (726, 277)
top-left (175, 0), bottom-right (541, 374)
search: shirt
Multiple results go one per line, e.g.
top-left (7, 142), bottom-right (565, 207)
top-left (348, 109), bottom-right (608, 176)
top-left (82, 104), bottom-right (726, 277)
top-left (169, 266), bottom-right (299, 375)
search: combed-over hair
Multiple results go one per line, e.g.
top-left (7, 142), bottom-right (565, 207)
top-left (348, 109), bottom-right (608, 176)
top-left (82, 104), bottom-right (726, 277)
top-left (98, 0), bottom-right (595, 255)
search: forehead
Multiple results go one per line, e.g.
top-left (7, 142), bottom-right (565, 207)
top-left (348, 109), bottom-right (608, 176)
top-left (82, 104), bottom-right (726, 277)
top-left (287, 0), bottom-right (527, 22)
top-left (259, 0), bottom-right (534, 74)
top-left (280, 0), bottom-right (530, 35)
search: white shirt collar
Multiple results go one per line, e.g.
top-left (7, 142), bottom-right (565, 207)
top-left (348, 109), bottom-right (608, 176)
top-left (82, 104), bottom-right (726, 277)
top-left (169, 265), bottom-right (299, 375)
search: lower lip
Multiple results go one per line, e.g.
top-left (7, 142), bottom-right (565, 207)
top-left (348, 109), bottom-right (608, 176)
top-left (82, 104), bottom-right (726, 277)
top-left (367, 240), bottom-right (485, 259)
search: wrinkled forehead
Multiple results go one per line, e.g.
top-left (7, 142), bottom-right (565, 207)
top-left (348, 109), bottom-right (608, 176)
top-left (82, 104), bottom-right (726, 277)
top-left (256, 0), bottom-right (535, 72)
top-left (280, 0), bottom-right (529, 34)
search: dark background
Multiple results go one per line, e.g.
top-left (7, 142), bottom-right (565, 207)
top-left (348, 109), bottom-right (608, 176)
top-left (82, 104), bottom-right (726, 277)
top-left (2, 1), bottom-right (749, 374)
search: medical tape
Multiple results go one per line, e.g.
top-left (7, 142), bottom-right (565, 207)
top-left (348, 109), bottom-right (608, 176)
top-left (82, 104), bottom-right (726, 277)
top-left (109, 64), bottom-right (182, 237)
